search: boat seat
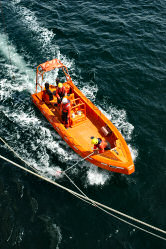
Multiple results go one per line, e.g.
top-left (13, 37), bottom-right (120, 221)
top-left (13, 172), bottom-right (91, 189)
top-left (70, 98), bottom-right (86, 127)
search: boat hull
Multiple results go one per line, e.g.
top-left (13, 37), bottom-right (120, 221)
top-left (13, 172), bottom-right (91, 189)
top-left (31, 82), bottom-right (135, 175)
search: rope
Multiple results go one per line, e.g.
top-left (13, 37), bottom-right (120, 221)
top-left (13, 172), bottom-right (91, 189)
top-left (0, 154), bottom-right (166, 241)
top-left (63, 172), bottom-right (97, 207)
top-left (63, 151), bottom-right (94, 173)
top-left (0, 136), bottom-right (97, 206)
top-left (0, 137), bottom-right (38, 173)
top-left (0, 137), bottom-right (166, 240)
top-left (0, 136), bottom-right (98, 209)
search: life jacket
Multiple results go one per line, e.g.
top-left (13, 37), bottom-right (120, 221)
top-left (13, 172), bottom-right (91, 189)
top-left (42, 89), bottom-right (53, 102)
top-left (94, 138), bottom-right (108, 153)
top-left (62, 101), bottom-right (71, 114)
top-left (56, 86), bottom-right (66, 98)
top-left (46, 89), bottom-right (53, 100)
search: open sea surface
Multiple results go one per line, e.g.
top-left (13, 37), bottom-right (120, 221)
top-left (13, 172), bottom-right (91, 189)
top-left (0, 0), bottom-right (166, 248)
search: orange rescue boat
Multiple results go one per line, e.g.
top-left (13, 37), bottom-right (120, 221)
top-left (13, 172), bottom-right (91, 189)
top-left (31, 59), bottom-right (135, 175)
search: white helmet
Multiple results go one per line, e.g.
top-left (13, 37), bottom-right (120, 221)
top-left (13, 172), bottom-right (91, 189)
top-left (62, 97), bottom-right (68, 104)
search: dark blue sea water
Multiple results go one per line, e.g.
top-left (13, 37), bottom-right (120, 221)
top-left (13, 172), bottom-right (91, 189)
top-left (0, 0), bottom-right (166, 248)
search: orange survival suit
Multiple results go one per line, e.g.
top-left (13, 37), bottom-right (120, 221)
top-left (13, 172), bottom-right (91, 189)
top-left (56, 86), bottom-right (67, 104)
top-left (93, 138), bottom-right (111, 153)
top-left (42, 83), bottom-right (53, 103)
top-left (61, 100), bottom-right (71, 128)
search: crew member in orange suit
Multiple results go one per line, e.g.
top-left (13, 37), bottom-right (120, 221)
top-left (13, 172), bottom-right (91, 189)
top-left (61, 97), bottom-right (71, 129)
top-left (56, 83), bottom-right (67, 105)
top-left (42, 82), bottom-right (53, 102)
top-left (91, 137), bottom-right (111, 153)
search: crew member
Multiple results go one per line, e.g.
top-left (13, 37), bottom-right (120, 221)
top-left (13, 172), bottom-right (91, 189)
top-left (56, 77), bottom-right (60, 85)
top-left (61, 97), bottom-right (71, 129)
top-left (91, 137), bottom-right (111, 154)
top-left (56, 83), bottom-right (67, 105)
top-left (42, 82), bottom-right (53, 102)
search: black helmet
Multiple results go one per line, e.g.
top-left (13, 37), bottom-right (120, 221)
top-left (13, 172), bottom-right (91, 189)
top-left (56, 78), bottom-right (60, 84)
top-left (45, 82), bottom-right (49, 90)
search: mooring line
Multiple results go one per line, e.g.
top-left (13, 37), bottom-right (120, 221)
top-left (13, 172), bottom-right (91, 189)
top-left (0, 137), bottom-right (166, 240)
top-left (0, 137), bottom-right (38, 173)
top-left (0, 137), bottom-right (96, 206)
top-left (63, 151), bottom-right (94, 173)
top-left (0, 153), bottom-right (166, 241)
top-left (63, 172), bottom-right (97, 207)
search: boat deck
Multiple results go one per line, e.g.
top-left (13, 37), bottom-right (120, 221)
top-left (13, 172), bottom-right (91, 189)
top-left (47, 103), bottom-right (113, 152)
top-left (68, 117), bottom-right (102, 151)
